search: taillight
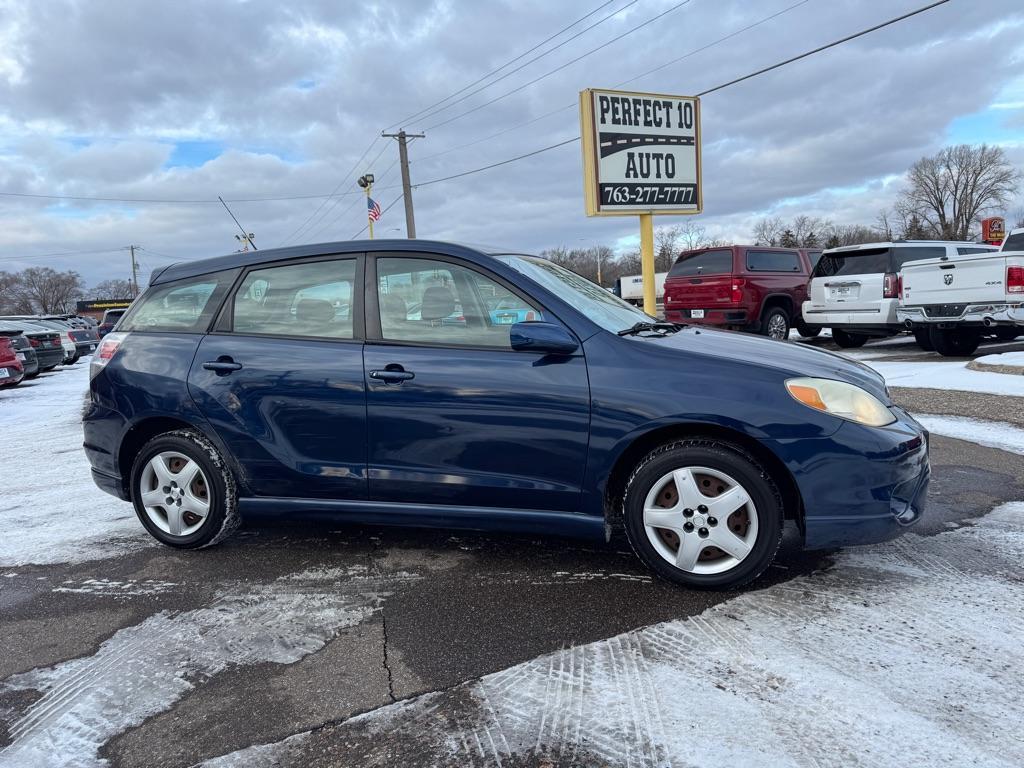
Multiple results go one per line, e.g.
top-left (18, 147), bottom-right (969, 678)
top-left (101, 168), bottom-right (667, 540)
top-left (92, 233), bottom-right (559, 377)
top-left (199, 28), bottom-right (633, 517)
top-left (897, 274), bottom-right (904, 300)
top-left (730, 279), bottom-right (745, 303)
top-left (1008, 265), bottom-right (1024, 294)
top-left (90, 332), bottom-right (127, 377)
top-left (28, 337), bottom-right (40, 348)
top-left (883, 272), bottom-right (898, 299)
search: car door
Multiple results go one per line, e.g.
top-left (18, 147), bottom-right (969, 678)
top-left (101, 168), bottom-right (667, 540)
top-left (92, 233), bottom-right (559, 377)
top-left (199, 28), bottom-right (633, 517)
top-left (364, 253), bottom-right (591, 513)
top-left (188, 255), bottom-right (368, 500)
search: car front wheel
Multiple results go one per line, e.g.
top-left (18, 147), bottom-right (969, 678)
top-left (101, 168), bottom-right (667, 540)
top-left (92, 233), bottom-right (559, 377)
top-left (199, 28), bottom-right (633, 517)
top-left (130, 429), bottom-right (240, 549)
top-left (623, 440), bottom-right (783, 589)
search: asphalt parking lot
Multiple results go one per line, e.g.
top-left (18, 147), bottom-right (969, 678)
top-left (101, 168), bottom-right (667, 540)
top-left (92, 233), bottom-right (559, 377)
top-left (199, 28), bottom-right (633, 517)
top-left (2, 334), bottom-right (1023, 767)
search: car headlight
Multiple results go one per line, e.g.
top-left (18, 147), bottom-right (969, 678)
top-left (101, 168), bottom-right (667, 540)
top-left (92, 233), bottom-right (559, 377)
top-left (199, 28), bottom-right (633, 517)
top-left (785, 377), bottom-right (895, 427)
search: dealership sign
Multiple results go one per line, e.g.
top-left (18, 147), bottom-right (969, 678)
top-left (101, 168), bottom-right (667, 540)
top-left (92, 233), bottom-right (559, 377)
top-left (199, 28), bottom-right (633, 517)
top-left (579, 88), bottom-right (701, 216)
top-left (76, 299), bottom-right (133, 313)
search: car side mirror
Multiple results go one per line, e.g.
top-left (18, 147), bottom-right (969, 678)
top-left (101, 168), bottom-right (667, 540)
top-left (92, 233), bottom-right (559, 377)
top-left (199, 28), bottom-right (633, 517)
top-left (510, 321), bottom-right (578, 355)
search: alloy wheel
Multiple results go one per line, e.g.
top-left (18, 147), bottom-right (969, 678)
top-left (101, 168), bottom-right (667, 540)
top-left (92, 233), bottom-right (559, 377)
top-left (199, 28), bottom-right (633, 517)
top-left (767, 313), bottom-right (788, 340)
top-left (642, 466), bottom-right (759, 575)
top-left (138, 451), bottom-right (211, 537)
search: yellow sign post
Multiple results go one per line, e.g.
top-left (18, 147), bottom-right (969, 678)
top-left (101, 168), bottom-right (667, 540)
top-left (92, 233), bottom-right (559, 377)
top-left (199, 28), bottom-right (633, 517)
top-left (579, 88), bottom-right (702, 316)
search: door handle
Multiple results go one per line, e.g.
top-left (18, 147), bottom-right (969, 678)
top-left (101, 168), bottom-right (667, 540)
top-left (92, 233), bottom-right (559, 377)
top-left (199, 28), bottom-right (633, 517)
top-left (203, 358), bottom-right (243, 374)
top-left (369, 368), bottom-right (414, 383)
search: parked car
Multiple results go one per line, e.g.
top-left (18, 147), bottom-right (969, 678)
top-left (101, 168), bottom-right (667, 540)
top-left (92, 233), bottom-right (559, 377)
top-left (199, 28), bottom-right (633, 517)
top-left (85, 240), bottom-right (929, 589)
top-left (663, 245), bottom-right (822, 340)
top-left (1, 329), bottom-right (39, 379)
top-left (0, 320), bottom-right (65, 371)
top-left (98, 308), bottom-right (128, 338)
top-left (802, 240), bottom-right (998, 348)
top-left (897, 228), bottom-right (1023, 355)
top-left (2, 316), bottom-right (96, 361)
top-left (0, 334), bottom-right (24, 386)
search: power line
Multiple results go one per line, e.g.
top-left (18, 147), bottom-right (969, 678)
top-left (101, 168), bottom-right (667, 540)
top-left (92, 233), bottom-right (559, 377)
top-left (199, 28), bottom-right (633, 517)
top-left (413, 0), bottom-right (813, 165)
top-left (278, 137), bottom-right (383, 245)
top-left (408, 0), bottom-right (640, 130)
top-left (350, 193), bottom-right (404, 239)
top-left (387, 0), bottom-right (621, 130)
top-left (422, 0), bottom-right (691, 132)
top-left (406, 0), bottom-right (950, 189)
top-left (0, 246), bottom-right (130, 264)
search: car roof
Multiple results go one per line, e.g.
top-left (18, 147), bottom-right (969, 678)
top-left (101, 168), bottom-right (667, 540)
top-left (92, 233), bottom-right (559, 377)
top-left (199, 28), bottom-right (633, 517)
top-left (823, 240), bottom-right (996, 254)
top-left (151, 239), bottom-right (513, 286)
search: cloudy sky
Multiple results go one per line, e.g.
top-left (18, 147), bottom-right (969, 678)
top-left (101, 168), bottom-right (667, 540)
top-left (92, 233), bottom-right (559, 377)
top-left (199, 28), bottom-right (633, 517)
top-left (0, 0), bottom-right (1022, 286)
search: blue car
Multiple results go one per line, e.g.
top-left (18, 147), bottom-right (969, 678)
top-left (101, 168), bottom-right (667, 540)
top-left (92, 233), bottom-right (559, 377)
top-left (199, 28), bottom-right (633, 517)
top-left (84, 240), bottom-right (929, 589)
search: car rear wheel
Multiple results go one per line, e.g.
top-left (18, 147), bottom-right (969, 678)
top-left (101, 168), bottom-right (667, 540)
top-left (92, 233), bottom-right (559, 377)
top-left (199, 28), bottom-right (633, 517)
top-left (929, 327), bottom-right (980, 357)
top-left (762, 307), bottom-right (790, 340)
top-left (912, 328), bottom-right (934, 351)
top-left (130, 429), bottom-right (240, 549)
top-left (831, 328), bottom-right (868, 348)
top-left (795, 321), bottom-right (821, 338)
top-left (623, 440), bottom-right (783, 589)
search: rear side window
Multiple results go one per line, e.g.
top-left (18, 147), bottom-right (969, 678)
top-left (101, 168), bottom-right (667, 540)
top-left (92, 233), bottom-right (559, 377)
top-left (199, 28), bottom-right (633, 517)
top-left (121, 270), bottom-right (236, 333)
top-left (807, 250), bottom-right (823, 269)
top-left (1003, 232), bottom-right (1024, 251)
top-left (231, 258), bottom-right (357, 339)
top-left (957, 247), bottom-right (996, 256)
top-left (746, 250), bottom-right (801, 272)
top-left (813, 248), bottom-right (891, 278)
top-left (891, 246), bottom-right (945, 269)
top-left (668, 249), bottom-right (733, 278)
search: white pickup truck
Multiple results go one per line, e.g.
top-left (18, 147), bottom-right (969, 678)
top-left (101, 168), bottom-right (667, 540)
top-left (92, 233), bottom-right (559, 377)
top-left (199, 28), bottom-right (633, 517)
top-left (898, 228), bottom-right (1024, 356)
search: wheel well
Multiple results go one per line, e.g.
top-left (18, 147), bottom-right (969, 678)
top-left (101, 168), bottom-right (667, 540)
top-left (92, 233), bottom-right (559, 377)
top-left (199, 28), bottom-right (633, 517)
top-left (117, 417), bottom-right (196, 491)
top-left (760, 295), bottom-right (794, 321)
top-left (603, 423), bottom-right (804, 531)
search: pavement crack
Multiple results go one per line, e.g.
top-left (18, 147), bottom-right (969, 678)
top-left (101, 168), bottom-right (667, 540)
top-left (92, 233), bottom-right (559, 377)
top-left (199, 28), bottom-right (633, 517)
top-left (381, 607), bottom-right (397, 703)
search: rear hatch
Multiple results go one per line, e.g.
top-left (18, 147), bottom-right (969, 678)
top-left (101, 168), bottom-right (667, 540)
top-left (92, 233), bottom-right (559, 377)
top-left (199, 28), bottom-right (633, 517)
top-left (902, 250), bottom-right (1006, 308)
top-left (810, 247), bottom-right (892, 310)
top-left (664, 248), bottom-right (736, 307)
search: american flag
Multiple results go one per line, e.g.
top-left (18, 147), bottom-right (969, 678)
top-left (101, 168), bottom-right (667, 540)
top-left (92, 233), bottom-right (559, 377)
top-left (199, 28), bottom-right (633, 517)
top-left (367, 197), bottom-right (381, 222)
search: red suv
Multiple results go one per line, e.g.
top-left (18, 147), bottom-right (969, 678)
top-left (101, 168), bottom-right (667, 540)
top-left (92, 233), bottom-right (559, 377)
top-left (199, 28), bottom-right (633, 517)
top-left (663, 245), bottom-right (822, 339)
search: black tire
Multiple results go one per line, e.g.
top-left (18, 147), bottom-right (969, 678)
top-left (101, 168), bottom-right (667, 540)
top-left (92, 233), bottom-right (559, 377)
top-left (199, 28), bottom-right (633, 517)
top-left (761, 307), bottom-right (791, 341)
top-left (831, 328), bottom-right (868, 348)
top-left (26, 371), bottom-right (39, 379)
top-left (623, 440), bottom-right (784, 590)
top-left (41, 365), bottom-right (58, 372)
top-left (68, 353), bottom-right (80, 365)
top-left (912, 328), bottom-right (934, 351)
top-left (130, 429), bottom-right (240, 549)
top-left (929, 327), bottom-right (980, 357)
top-left (995, 327), bottom-right (1020, 342)
top-left (795, 321), bottom-right (822, 338)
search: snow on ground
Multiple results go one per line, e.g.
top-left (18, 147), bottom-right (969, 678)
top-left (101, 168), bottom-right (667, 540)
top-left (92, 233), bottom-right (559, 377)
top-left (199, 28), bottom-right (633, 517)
top-left (973, 351), bottom-right (1024, 367)
top-left (0, 363), bottom-right (148, 567)
top-left (0, 568), bottom-right (419, 768)
top-left (917, 415), bottom-right (1024, 455)
top-left (203, 501), bottom-right (1024, 767)
top-left (867, 359), bottom-right (1024, 396)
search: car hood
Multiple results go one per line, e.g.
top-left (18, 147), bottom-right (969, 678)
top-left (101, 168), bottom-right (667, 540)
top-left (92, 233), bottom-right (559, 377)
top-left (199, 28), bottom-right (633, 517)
top-left (643, 326), bottom-right (890, 400)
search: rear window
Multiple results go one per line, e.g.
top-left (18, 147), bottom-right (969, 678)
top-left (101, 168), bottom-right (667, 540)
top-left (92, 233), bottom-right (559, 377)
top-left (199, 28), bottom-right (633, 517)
top-left (813, 248), bottom-right (891, 278)
top-left (1002, 232), bottom-right (1024, 252)
top-left (668, 248), bottom-right (733, 278)
top-left (746, 249), bottom-right (801, 272)
top-left (121, 270), bottom-right (237, 333)
top-left (891, 246), bottom-right (945, 268)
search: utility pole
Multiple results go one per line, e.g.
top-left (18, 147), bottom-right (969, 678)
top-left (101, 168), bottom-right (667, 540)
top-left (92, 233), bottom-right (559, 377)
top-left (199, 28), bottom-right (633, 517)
top-left (129, 245), bottom-right (140, 297)
top-left (381, 130), bottom-right (425, 238)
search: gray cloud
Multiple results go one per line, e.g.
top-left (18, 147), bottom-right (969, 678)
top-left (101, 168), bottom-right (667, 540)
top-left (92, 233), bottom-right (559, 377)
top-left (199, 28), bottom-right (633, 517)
top-left (1, 0), bottom-right (1023, 284)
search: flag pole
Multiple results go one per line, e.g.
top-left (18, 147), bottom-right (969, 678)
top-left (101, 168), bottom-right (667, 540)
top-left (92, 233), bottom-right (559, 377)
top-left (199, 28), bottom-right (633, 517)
top-left (366, 182), bottom-right (374, 240)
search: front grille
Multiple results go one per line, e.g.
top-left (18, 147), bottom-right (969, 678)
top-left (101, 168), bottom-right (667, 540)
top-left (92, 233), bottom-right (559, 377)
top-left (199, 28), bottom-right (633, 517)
top-left (923, 303), bottom-right (967, 318)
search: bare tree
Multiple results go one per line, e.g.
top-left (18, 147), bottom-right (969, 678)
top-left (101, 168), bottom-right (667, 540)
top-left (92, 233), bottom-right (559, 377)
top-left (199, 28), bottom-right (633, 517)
top-left (752, 216), bottom-right (784, 246)
top-left (89, 278), bottom-right (135, 300)
top-left (1012, 204), bottom-right (1024, 230)
top-left (15, 267), bottom-right (85, 313)
top-left (899, 144), bottom-right (1020, 241)
top-left (654, 225), bottom-right (681, 272)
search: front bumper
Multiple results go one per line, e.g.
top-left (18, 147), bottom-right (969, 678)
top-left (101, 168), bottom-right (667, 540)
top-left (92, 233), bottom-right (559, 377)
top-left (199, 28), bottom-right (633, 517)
top-left (898, 302), bottom-right (1024, 327)
top-left (777, 406), bottom-right (930, 550)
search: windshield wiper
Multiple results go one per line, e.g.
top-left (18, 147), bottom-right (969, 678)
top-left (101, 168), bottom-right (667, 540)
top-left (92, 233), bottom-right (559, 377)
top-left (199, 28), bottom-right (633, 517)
top-left (617, 321), bottom-right (681, 336)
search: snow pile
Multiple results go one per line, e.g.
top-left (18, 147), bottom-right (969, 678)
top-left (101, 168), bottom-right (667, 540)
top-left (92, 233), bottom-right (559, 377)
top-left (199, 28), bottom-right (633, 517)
top-left (973, 351), bottom-right (1024, 368)
top-left (867, 359), bottom-right (1024, 396)
top-left (917, 415), bottom-right (1024, 454)
top-left (0, 365), bottom-right (148, 566)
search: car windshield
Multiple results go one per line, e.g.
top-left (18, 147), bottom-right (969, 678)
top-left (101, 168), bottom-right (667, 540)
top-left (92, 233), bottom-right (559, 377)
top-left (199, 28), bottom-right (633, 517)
top-left (495, 254), bottom-right (654, 333)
